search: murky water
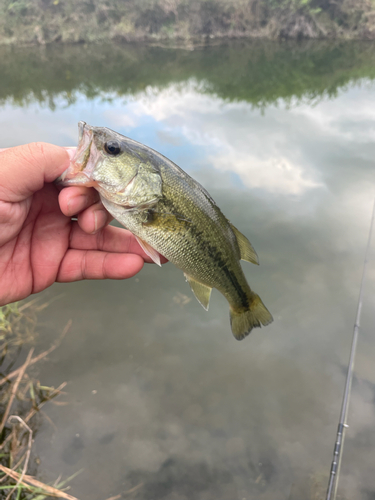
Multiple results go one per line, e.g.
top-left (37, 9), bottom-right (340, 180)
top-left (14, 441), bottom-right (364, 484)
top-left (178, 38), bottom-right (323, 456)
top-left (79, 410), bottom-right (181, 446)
top-left (1, 40), bottom-right (375, 499)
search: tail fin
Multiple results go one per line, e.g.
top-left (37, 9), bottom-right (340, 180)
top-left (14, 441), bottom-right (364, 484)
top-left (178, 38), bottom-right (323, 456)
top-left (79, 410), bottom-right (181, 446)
top-left (230, 293), bottom-right (273, 341)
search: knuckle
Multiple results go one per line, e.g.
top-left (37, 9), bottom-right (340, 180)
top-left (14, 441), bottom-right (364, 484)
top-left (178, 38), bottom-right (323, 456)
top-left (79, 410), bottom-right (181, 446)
top-left (29, 141), bottom-right (46, 156)
top-left (81, 250), bottom-right (88, 280)
top-left (96, 226), bottom-right (106, 251)
top-left (26, 142), bottom-right (47, 164)
top-left (15, 142), bottom-right (49, 171)
top-left (102, 253), bottom-right (109, 279)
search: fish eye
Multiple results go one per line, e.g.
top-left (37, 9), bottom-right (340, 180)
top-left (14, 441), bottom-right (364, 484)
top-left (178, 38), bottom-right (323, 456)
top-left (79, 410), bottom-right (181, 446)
top-left (104, 141), bottom-right (121, 156)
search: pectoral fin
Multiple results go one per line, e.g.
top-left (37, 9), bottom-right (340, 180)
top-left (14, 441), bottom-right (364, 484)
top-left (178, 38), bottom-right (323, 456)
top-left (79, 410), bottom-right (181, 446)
top-left (135, 235), bottom-right (161, 267)
top-left (184, 274), bottom-right (212, 311)
top-left (229, 223), bottom-right (259, 265)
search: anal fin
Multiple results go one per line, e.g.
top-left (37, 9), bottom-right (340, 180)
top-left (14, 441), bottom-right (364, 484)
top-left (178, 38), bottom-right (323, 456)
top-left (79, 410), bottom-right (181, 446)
top-left (184, 274), bottom-right (212, 311)
top-left (229, 223), bottom-right (259, 265)
top-left (135, 235), bottom-right (161, 267)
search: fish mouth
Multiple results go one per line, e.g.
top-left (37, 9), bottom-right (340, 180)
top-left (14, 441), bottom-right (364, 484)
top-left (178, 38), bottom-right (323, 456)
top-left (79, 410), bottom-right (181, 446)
top-left (56, 121), bottom-right (100, 187)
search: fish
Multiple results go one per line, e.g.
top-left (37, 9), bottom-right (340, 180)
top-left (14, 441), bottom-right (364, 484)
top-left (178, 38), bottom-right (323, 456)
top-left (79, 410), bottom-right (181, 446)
top-left (58, 121), bottom-right (273, 340)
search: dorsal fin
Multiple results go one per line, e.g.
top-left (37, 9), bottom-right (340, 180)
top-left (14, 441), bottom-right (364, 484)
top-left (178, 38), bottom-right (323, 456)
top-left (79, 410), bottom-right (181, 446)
top-left (184, 274), bottom-right (212, 311)
top-left (229, 223), bottom-right (259, 265)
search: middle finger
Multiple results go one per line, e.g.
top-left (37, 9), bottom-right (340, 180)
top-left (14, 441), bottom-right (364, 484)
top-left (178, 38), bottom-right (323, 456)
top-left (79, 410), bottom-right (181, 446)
top-left (59, 186), bottom-right (100, 217)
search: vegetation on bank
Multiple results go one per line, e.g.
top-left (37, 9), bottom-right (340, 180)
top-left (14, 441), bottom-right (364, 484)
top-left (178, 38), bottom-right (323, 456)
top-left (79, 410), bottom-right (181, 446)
top-left (0, 302), bottom-right (78, 499)
top-left (0, 0), bottom-right (375, 46)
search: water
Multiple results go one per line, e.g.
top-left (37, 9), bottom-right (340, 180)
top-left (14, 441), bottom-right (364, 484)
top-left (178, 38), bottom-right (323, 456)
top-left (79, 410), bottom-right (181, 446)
top-left (1, 40), bottom-right (375, 499)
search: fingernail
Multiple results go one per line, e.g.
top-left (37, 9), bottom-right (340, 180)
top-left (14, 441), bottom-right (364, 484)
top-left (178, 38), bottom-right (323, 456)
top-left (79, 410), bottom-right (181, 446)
top-left (65, 147), bottom-right (77, 162)
top-left (93, 209), bottom-right (109, 233)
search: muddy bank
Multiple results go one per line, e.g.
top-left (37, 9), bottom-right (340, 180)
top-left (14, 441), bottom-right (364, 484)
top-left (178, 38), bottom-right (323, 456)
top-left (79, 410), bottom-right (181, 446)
top-left (1, 0), bottom-right (375, 47)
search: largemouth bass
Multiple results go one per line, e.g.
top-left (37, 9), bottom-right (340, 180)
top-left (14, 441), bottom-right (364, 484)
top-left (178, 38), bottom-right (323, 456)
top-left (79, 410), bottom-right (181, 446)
top-left (58, 122), bottom-right (273, 340)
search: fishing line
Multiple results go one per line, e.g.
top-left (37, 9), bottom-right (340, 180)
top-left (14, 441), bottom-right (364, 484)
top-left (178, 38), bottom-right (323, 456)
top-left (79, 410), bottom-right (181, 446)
top-left (326, 198), bottom-right (375, 500)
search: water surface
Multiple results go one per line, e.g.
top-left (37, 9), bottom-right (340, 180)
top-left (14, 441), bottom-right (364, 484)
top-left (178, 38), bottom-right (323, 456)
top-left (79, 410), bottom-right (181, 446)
top-left (1, 40), bottom-right (375, 500)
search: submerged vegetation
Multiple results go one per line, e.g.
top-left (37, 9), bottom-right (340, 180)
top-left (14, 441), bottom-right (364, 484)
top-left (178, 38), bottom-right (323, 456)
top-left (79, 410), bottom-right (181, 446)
top-left (0, 0), bottom-right (375, 46)
top-left (0, 302), bottom-right (78, 500)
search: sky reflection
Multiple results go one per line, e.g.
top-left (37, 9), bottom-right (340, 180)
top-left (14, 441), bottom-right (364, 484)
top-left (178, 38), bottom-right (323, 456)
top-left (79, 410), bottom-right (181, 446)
top-left (1, 51), bottom-right (375, 499)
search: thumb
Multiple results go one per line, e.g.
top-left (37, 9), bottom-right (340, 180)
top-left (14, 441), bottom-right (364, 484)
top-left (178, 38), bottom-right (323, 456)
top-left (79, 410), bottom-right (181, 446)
top-left (0, 142), bottom-right (73, 202)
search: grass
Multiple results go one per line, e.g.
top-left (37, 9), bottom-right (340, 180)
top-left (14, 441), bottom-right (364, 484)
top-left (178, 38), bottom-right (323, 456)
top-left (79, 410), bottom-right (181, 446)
top-left (0, 0), bottom-right (374, 46)
top-left (0, 301), bottom-right (80, 500)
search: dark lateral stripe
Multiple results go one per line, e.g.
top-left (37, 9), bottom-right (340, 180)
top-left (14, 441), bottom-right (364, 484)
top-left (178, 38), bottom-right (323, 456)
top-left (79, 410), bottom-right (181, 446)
top-left (162, 198), bottom-right (249, 309)
top-left (203, 238), bottom-right (249, 310)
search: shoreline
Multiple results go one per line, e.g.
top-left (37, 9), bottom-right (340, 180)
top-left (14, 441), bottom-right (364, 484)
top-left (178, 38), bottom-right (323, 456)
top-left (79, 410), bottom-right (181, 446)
top-left (2, 29), bottom-right (375, 50)
top-left (1, 0), bottom-right (375, 47)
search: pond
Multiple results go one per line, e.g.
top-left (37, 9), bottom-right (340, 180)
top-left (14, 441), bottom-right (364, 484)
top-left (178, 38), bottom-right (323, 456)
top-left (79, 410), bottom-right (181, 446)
top-left (1, 40), bottom-right (375, 500)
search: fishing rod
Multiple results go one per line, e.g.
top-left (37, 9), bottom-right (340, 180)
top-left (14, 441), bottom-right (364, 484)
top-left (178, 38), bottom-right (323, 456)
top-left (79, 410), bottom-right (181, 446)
top-left (325, 199), bottom-right (375, 500)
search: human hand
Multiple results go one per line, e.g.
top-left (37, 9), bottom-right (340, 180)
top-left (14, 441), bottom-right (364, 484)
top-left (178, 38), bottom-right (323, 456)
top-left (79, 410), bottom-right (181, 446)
top-left (0, 142), bottom-right (163, 306)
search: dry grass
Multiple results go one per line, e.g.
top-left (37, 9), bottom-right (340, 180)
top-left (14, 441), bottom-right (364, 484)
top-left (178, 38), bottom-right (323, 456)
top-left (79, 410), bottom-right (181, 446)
top-left (0, 301), bottom-right (80, 500)
top-left (0, 0), bottom-right (374, 46)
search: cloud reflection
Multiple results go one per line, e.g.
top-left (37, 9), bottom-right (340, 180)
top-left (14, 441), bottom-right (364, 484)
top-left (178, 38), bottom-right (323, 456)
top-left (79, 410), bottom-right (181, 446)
top-left (103, 80), bottom-right (373, 198)
top-left (3, 75), bottom-right (375, 500)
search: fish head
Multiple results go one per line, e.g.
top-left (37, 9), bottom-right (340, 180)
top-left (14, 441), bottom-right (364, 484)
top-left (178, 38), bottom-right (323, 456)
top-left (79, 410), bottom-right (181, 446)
top-left (57, 121), bottom-right (162, 207)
